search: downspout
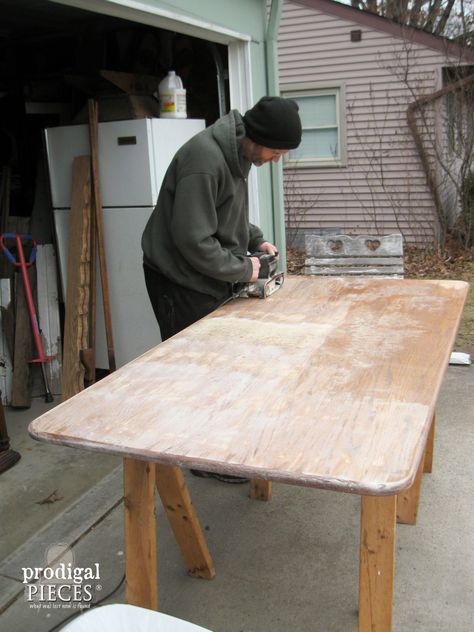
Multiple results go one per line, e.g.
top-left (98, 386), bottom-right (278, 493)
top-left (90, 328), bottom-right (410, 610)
top-left (265, 0), bottom-right (287, 271)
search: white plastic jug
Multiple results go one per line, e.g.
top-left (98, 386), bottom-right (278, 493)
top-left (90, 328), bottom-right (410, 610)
top-left (158, 71), bottom-right (187, 119)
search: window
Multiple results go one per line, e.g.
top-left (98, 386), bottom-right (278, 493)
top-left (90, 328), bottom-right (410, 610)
top-left (283, 85), bottom-right (345, 167)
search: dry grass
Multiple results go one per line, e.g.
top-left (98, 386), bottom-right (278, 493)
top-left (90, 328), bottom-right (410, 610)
top-left (287, 245), bottom-right (474, 355)
top-left (404, 245), bottom-right (474, 355)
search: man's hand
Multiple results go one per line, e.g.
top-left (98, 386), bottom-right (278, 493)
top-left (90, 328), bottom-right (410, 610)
top-left (249, 256), bottom-right (261, 282)
top-left (258, 241), bottom-right (279, 259)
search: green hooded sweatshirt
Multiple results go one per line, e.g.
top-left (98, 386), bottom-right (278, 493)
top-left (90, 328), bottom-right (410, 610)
top-left (141, 110), bottom-right (265, 300)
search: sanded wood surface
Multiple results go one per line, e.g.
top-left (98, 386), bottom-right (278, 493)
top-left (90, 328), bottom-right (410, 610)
top-left (29, 277), bottom-right (467, 495)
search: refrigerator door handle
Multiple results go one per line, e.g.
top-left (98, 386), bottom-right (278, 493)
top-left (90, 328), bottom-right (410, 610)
top-left (117, 136), bottom-right (137, 146)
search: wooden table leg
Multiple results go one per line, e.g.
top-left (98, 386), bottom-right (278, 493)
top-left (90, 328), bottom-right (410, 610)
top-left (359, 495), bottom-right (396, 632)
top-left (396, 452), bottom-right (425, 525)
top-left (124, 458), bottom-right (158, 609)
top-left (155, 464), bottom-right (215, 579)
top-left (423, 413), bottom-right (435, 474)
top-left (249, 479), bottom-right (272, 501)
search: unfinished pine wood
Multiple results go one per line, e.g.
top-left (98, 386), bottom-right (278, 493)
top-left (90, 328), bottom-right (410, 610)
top-left (423, 414), bottom-right (435, 474)
top-left (396, 452), bottom-right (425, 525)
top-left (249, 479), bottom-right (272, 501)
top-left (155, 464), bottom-right (215, 579)
top-left (30, 277), bottom-right (468, 496)
top-left (124, 457), bottom-right (157, 609)
top-left (359, 495), bottom-right (396, 632)
top-left (61, 156), bottom-right (92, 401)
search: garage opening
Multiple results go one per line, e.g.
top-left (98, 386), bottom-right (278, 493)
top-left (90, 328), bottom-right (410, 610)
top-left (0, 0), bottom-right (229, 238)
top-left (0, 0), bottom-right (231, 403)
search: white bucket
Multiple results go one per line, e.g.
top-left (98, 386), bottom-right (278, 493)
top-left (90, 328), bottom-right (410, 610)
top-left (158, 71), bottom-right (187, 119)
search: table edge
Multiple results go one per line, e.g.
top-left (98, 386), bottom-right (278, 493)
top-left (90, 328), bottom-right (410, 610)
top-left (28, 424), bottom-right (420, 497)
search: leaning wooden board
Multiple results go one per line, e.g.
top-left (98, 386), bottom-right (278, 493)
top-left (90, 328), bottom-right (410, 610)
top-left (29, 276), bottom-right (468, 496)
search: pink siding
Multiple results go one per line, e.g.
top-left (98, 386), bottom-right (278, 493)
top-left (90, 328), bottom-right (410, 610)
top-left (279, 1), bottom-right (455, 246)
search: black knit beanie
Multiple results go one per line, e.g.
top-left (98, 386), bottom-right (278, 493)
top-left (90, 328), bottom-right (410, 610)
top-left (243, 96), bottom-right (302, 149)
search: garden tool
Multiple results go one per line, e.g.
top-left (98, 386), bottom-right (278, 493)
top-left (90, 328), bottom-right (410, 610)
top-left (0, 233), bottom-right (54, 402)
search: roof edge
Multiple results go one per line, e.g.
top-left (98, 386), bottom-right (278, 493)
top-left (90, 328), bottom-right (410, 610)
top-left (291, 0), bottom-right (474, 63)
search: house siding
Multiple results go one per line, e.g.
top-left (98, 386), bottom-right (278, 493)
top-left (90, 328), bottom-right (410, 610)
top-left (279, 1), bottom-right (455, 246)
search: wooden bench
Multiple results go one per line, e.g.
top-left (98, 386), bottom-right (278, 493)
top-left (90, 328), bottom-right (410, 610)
top-left (304, 233), bottom-right (404, 278)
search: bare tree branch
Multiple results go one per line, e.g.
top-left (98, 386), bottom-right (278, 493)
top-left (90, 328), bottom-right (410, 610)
top-left (409, 0), bottom-right (426, 27)
top-left (424, 0), bottom-right (444, 31)
top-left (367, 0), bottom-right (378, 14)
top-left (434, 0), bottom-right (456, 36)
top-left (350, 0), bottom-right (471, 37)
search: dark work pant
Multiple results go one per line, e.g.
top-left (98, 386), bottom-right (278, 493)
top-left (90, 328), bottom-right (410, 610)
top-left (143, 264), bottom-right (231, 341)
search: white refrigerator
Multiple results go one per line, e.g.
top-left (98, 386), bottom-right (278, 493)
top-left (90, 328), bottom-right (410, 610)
top-left (44, 117), bottom-right (205, 369)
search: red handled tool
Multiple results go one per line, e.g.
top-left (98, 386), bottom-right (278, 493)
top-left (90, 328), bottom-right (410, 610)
top-left (1, 233), bottom-right (54, 403)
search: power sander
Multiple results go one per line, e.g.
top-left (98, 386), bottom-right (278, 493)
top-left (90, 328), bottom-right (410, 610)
top-left (234, 251), bottom-right (284, 299)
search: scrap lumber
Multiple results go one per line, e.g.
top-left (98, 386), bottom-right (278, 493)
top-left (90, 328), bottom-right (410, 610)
top-left (61, 156), bottom-right (92, 401)
top-left (81, 185), bottom-right (96, 387)
top-left (0, 279), bottom-right (13, 405)
top-left (88, 99), bottom-right (116, 373)
top-left (11, 268), bottom-right (35, 408)
top-left (99, 69), bottom-right (159, 95)
top-left (36, 244), bottom-right (62, 395)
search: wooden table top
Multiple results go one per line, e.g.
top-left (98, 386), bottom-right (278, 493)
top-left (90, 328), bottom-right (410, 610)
top-left (29, 276), bottom-right (468, 495)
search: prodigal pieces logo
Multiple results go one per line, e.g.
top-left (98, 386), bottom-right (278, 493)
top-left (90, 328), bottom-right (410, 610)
top-left (22, 543), bottom-right (102, 610)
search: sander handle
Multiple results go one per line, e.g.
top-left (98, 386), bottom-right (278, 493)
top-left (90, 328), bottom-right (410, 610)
top-left (248, 251), bottom-right (279, 279)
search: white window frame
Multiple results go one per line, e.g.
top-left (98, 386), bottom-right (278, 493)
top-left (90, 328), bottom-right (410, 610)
top-left (282, 82), bottom-right (346, 169)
